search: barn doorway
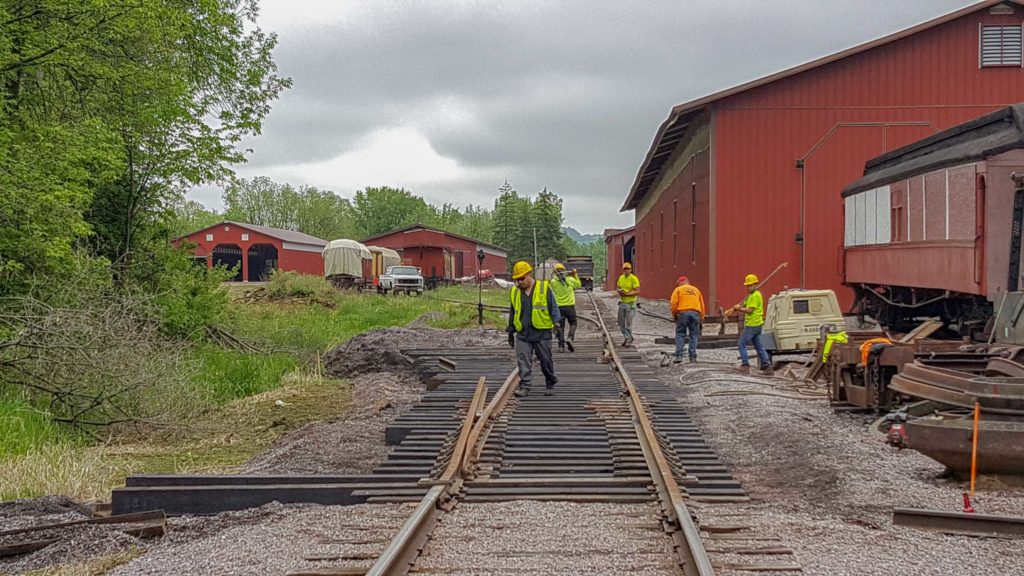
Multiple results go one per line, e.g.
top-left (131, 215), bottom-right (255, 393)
top-left (211, 244), bottom-right (243, 281)
top-left (247, 244), bottom-right (278, 282)
top-left (623, 236), bottom-right (636, 271)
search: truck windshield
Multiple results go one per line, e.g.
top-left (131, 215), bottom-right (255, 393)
top-left (389, 267), bottom-right (419, 275)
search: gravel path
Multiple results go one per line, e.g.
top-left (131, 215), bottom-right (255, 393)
top-left (109, 502), bottom-right (414, 576)
top-left (594, 292), bottom-right (1024, 576)
top-left (414, 501), bottom-right (680, 576)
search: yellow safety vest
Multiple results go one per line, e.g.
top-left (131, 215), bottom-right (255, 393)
top-left (511, 281), bottom-right (554, 331)
top-left (822, 331), bottom-right (849, 363)
top-left (550, 276), bottom-right (580, 307)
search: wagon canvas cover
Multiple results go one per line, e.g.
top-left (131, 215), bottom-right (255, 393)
top-left (323, 239), bottom-right (371, 277)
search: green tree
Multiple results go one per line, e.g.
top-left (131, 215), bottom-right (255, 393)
top-left (351, 187), bottom-right (430, 237)
top-left (0, 0), bottom-right (290, 294)
top-left (172, 200), bottom-right (222, 238)
top-left (532, 187), bottom-right (566, 263)
top-left (223, 177), bottom-right (356, 240)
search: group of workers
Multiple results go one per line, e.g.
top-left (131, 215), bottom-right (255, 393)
top-left (505, 259), bottom-right (773, 398)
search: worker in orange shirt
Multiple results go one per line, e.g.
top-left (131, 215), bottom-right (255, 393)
top-left (670, 276), bottom-right (705, 363)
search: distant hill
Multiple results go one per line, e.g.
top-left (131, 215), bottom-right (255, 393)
top-left (563, 226), bottom-right (601, 244)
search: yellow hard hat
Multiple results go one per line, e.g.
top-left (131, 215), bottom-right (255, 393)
top-left (512, 261), bottom-right (533, 279)
top-left (622, 262), bottom-right (632, 269)
top-left (743, 273), bottom-right (759, 286)
top-left (554, 263), bottom-right (565, 271)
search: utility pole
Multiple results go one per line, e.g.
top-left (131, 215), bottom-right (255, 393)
top-left (536, 225), bottom-right (544, 276)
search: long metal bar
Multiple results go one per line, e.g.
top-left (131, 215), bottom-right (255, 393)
top-left (365, 378), bottom-right (490, 576)
top-left (585, 292), bottom-right (715, 576)
top-left (893, 508), bottom-right (1024, 537)
top-left (462, 368), bottom-right (519, 476)
top-left (438, 378), bottom-right (486, 482)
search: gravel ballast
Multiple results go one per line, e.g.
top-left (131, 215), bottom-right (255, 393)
top-left (598, 292), bottom-right (1024, 576)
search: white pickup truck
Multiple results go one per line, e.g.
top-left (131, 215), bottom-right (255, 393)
top-left (378, 265), bottom-right (424, 295)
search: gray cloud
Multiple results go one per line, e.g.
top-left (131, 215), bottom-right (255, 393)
top-left (209, 0), bottom-right (976, 234)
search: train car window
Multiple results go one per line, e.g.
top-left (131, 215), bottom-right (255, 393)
top-left (810, 299), bottom-right (823, 313)
top-left (793, 300), bottom-right (810, 314)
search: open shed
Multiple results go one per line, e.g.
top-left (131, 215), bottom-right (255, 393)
top-left (174, 221), bottom-right (327, 281)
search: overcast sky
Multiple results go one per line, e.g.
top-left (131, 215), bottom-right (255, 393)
top-left (188, 0), bottom-right (978, 234)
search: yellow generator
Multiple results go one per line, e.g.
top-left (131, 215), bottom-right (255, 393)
top-left (761, 289), bottom-right (845, 354)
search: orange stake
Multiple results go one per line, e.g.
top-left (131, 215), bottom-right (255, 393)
top-left (970, 400), bottom-right (981, 497)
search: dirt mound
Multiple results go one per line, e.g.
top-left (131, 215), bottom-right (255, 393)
top-left (323, 326), bottom-right (502, 378)
top-left (0, 495), bottom-right (91, 527)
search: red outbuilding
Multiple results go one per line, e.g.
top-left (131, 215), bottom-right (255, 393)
top-left (603, 227), bottom-right (636, 290)
top-left (360, 224), bottom-right (509, 282)
top-left (621, 0), bottom-right (1024, 311)
top-left (174, 221), bottom-right (327, 281)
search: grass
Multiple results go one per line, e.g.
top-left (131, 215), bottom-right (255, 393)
top-left (1, 283), bottom-right (505, 502)
top-left (0, 396), bottom-right (77, 457)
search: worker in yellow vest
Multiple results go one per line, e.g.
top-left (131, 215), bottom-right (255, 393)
top-left (736, 273), bottom-right (772, 374)
top-left (508, 261), bottom-right (561, 397)
top-left (550, 263), bottom-right (581, 352)
top-left (616, 262), bottom-right (640, 347)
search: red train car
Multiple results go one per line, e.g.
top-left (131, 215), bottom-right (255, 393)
top-left (842, 104), bottom-right (1024, 334)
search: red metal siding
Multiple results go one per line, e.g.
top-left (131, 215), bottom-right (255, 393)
top-left (704, 8), bottom-right (1024, 309)
top-left (634, 149), bottom-right (711, 302)
top-left (176, 223), bottom-right (324, 279)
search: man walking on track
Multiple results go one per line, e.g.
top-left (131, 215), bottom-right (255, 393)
top-left (507, 261), bottom-right (561, 397)
top-left (670, 276), bottom-right (704, 364)
top-left (550, 263), bottom-right (581, 352)
top-left (616, 262), bottom-right (640, 347)
top-left (736, 273), bottom-right (772, 374)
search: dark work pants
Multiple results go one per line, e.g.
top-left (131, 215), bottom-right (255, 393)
top-left (557, 305), bottom-right (577, 346)
top-left (516, 336), bottom-right (557, 389)
top-left (675, 311), bottom-right (700, 359)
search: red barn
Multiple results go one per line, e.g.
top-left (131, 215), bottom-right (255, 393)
top-left (175, 221), bottom-right (327, 281)
top-left (603, 227), bottom-right (635, 290)
top-left (621, 0), bottom-right (1024, 311)
top-left (361, 224), bottom-right (508, 282)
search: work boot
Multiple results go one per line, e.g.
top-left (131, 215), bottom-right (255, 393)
top-left (514, 387), bottom-right (530, 398)
top-left (544, 388), bottom-right (554, 396)
top-left (760, 366), bottom-right (775, 376)
top-left (673, 355), bottom-right (684, 363)
top-left (558, 343), bottom-right (565, 352)
top-left (689, 357), bottom-right (697, 364)
top-left (566, 338), bottom-right (575, 352)
top-left (736, 365), bottom-right (750, 373)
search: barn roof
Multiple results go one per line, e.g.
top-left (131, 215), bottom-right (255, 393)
top-left (179, 221), bottom-right (328, 247)
top-left (622, 0), bottom-right (1024, 212)
top-left (842, 103), bottom-right (1024, 197)
top-left (360, 224), bottom-right (507, 254)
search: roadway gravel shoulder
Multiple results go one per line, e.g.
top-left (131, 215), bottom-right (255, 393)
top-left (594, 292), bottom-right (1024, 576)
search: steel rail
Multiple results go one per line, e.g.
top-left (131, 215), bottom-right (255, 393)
top-left (893, 508), bottom-right (1024, 537)
top-left (584, 291), bottom-right (715, 576)
top-left (365, 378), bottom-right (487, 576)
top-left (462, 368), bottom-right (520, 477)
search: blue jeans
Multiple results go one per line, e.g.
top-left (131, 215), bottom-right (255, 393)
top-left (675, 311), bottom-right (700, 358)
top-left (739, 325), bottom-right (770, 368)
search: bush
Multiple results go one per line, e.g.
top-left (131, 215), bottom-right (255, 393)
top-left (265, 270), bottom-right (336, 301)
top-left (154, 247), bottom-right (232, 337)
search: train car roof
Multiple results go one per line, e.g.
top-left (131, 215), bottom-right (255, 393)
top-left (842, 103), bottom-right (1024, 198)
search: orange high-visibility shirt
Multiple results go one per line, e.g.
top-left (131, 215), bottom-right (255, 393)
top-left (670, 284), bottom-right (705, 319)
top-left (859, 337), bottom-right (892, 365)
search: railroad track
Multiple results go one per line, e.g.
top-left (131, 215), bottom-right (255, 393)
top-left (112, 293), bottom-right (798, 574)
top-left (336, 293), bottom-right (795, 576)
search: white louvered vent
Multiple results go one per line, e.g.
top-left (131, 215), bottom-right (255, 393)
top-left (980, 24), bottom-right (1023, 67)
